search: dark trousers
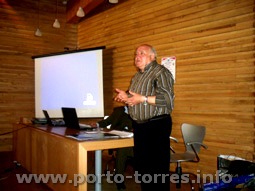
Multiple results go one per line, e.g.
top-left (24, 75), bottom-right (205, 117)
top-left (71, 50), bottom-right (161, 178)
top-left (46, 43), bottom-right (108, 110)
top-left (133, 115), bottom-right (172, 191)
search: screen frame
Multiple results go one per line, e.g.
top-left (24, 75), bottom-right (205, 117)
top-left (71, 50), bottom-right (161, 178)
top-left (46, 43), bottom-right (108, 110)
top-left (32, 46), bottom-right (106, 119)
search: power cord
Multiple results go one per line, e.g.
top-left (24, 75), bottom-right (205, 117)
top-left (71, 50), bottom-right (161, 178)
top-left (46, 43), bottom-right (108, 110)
top-left (0, 160), bottom-right (21, 181)
top-left (0, 123), bottom-right (34, 136)
top-left (0, 123), bottom-right (31, 180)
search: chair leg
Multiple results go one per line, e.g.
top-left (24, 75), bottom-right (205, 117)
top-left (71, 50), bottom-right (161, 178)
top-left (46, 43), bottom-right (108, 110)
top-left (188, 176), bottom-right (195, 191)
top-left (174, 165), bottom-right (201, 190)
top-left (176, 163), bottom-right (182, 189)
top-left (189, 172), bottom-right (204, 191)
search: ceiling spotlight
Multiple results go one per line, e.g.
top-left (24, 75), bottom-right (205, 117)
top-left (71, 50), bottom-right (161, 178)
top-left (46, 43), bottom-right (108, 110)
top-left (35, 0), bottom-right (42, 37)
top-left (109, 0), bottom-right (118, 3)
top-left (35, 28), bottom-right (42, 37)
top-left (76, 6), bottom-right (85, 17)
top-left (53, 0), bottom-right (60, 28)
top-left (53, 19), bottom-right (60, 28)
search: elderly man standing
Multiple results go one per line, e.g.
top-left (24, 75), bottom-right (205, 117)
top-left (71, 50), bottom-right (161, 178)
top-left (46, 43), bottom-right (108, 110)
top-left (114, 44), bottom-right (174, 191)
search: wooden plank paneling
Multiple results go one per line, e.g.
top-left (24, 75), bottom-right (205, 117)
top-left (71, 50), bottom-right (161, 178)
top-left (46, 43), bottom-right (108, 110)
top-left (78, 0), bottom-right (255, 177)
top-left (0, 0), bottom-right (254, 180)
top-left (0, 0), bottom-right (77, 151)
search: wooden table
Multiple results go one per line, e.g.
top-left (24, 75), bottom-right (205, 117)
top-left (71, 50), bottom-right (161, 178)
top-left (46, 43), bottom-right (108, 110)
top-left (13, 123), bottom-right (134, 191)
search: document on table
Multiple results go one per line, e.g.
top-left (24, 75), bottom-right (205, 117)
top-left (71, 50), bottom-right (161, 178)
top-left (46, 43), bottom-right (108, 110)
top-left (81, 130), bottom-right (133, 138)
top-left (106, 130), bottom-right (133, 138)
top-left (66, 130), bottom-right (133, 141)
top-left (66, 131), bottom-right (119, 141)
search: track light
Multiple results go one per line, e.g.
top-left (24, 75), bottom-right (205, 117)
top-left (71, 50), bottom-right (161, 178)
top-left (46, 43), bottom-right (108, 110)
top-left (109, 0), bottom-right (118, 3)
top-left (76, 6), bottom-right (85, 17)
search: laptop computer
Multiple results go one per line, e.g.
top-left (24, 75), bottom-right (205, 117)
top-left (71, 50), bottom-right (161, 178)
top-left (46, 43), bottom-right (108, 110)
top-left (42, 110), bottom-right (65, 126)
top-left (61, 107), bottom-right (92, 130)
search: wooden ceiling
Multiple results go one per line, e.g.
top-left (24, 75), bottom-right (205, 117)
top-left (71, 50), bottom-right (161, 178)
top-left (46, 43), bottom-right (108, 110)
top-left (66, 0), bottom-right (123, 23)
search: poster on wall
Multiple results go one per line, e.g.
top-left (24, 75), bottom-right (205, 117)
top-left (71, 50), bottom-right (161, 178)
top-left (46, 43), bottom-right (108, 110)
top-left (161, 56), bottom-right (176, 82)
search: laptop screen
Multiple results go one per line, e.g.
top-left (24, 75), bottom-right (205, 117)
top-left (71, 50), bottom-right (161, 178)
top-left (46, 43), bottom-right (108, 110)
top-left (61, 107), bottom-right (80, 129)
top-left (42, 110), bottom-right (53, 125)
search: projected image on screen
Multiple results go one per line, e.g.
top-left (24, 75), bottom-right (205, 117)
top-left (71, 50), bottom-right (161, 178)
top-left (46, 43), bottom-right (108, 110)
top-left (34, 47), bottom-right (105, 118)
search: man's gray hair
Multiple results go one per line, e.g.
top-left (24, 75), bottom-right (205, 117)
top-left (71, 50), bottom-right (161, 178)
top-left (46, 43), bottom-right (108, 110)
top-left (136, 44), bottom-right (158, 60)
top-left (140, 44), bottom-right (157, 59)
top-left (150, 46), bottom-right (157, 59)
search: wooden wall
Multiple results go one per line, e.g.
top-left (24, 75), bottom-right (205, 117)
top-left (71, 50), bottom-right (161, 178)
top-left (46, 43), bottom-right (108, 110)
top-left (77, 0), bottom-right (255, 176)
top-left (0, 0), bottom-right (77, 151)
top-left (0, 0), bottom-right (254, 179)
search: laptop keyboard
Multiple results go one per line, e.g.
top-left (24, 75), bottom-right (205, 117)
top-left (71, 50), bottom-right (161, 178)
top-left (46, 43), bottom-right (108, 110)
top-left (52, 119), bottom-right (65, 126)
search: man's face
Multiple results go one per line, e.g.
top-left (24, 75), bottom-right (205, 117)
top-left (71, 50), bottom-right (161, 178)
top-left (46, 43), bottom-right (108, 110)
top-left (134, 45), bottom-right (154, 71)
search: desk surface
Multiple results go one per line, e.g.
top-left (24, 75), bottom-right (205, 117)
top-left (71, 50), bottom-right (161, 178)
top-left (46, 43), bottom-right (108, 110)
top-left (35, 125), bottom-right (90, 136)
top-left (34, 125), bottom-right (134, 151)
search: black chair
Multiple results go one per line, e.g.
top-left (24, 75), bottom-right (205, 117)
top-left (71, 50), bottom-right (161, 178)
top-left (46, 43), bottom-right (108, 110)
top-left (104, 149), bottom-right (116, 175)
top-left (104, 149), bottom-right (134, 183)
top-left (170, 123), bottom-right (208, 190)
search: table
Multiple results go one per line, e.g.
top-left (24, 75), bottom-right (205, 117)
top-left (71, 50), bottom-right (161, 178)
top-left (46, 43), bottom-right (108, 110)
top-left (13, 123), bottom-right (134, 191)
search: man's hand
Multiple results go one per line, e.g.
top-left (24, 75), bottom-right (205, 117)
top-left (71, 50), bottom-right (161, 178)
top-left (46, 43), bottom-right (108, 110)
top-left (114, 88), bottom-right (128, 103)
top-left (125, 90), bottom-right (144, 106)
top-left (89, 122), bottom-right (98, 128)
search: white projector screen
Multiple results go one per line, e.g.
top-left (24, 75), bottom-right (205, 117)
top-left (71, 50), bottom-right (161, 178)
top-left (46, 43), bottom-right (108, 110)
top-left (33, 46), bottom-right (105, 118)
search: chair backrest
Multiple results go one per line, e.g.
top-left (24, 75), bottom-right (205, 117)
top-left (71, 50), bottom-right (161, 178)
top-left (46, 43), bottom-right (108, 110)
top-left (181, 123), bottom-right (206, 153)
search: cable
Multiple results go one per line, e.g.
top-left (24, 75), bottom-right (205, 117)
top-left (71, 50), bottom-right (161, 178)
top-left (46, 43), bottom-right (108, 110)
top-left (0, 161), bottom-right (21, 181)
top-left (0, 123), bottom-right (34, 136)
